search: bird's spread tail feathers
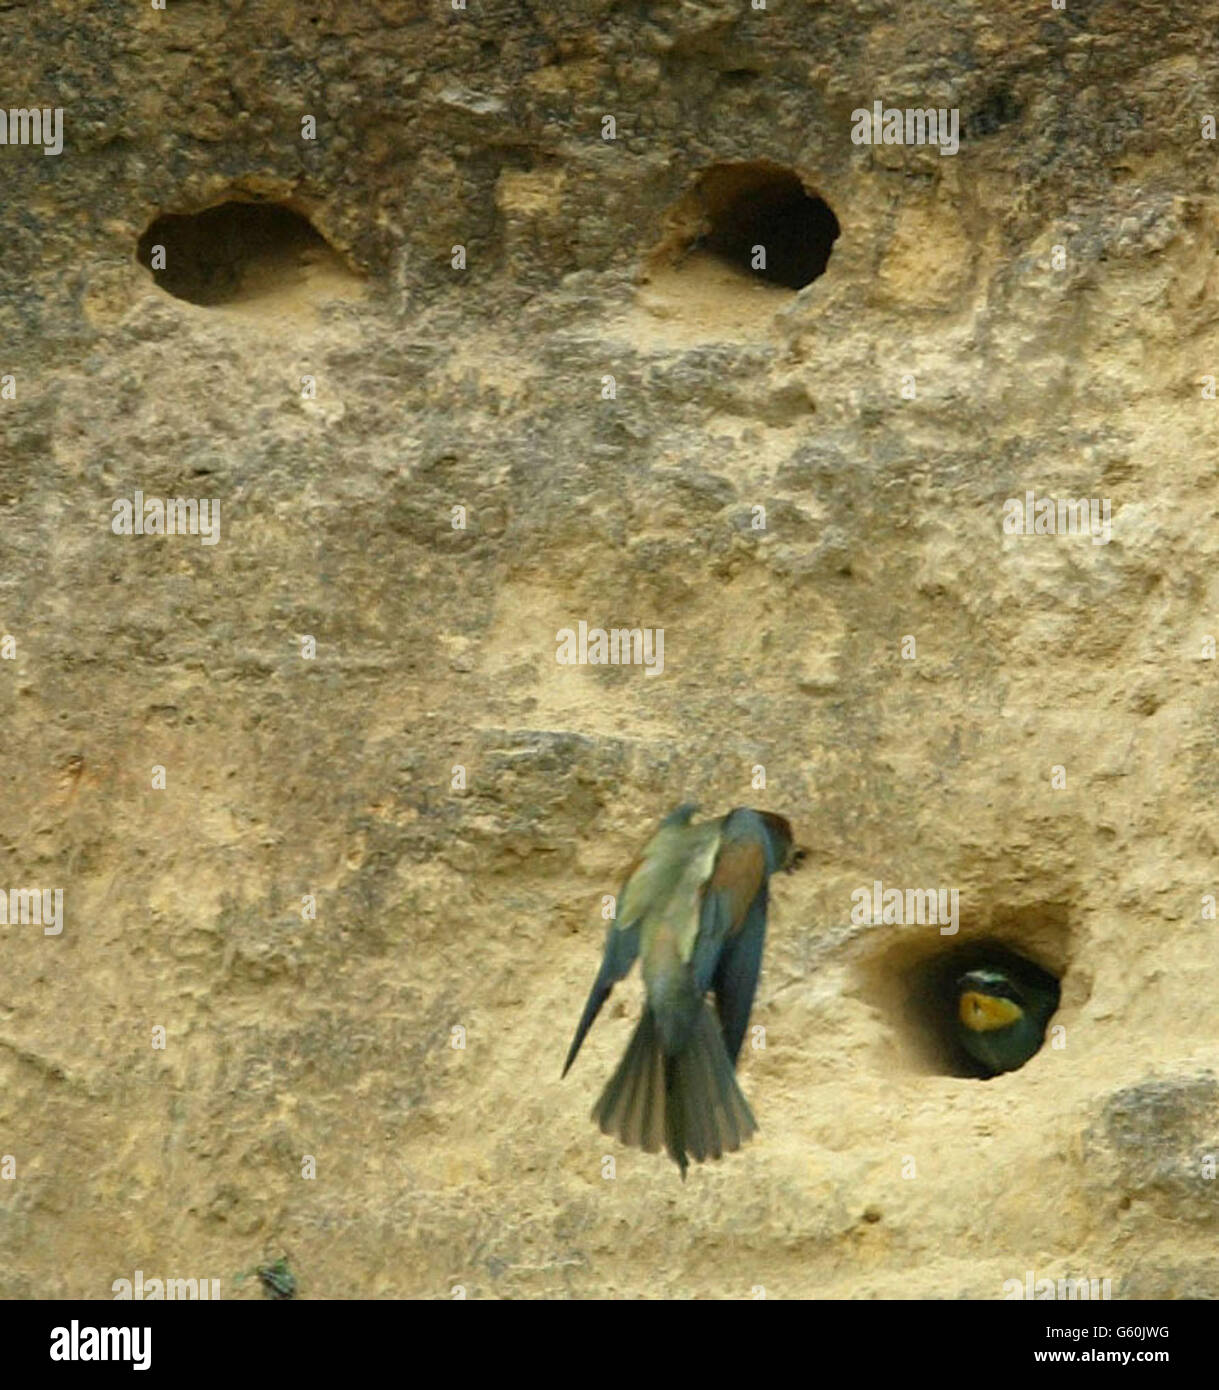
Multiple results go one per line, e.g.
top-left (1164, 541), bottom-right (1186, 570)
top-left (593, 1004), bottom-right (756, 1177)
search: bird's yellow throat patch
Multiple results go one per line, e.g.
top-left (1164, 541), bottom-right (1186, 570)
top-left (959, 990), bottom-right (1024, 1032)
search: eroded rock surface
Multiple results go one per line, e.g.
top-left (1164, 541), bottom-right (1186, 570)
top-left (1, 1), bottom-right (1217, 1298)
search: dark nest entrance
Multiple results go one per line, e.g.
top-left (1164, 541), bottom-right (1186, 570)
top-left (663, 161), bottom-right (839, 290)
top-left (137, 200), bottom-right (342, 306)
top-left (901, 940), bottom-right (1061, 1079)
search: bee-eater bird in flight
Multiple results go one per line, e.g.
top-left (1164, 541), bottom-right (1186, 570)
top-left (563, 804), bottom-right (802, 1176)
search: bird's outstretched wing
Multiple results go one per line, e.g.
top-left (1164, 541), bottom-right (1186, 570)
top-left (689, 809), bottom-right (773, 1063)
top-left (562, 805), bottom-right (705, 1076)
top-left (712, 893), bottom-right (768, 1065)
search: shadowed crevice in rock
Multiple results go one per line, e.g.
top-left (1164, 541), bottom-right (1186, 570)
top-left (698, 161), bottom-right (840, 289)
top-left (137, 200), bottom-right (351, 307)
top-left (653, 159), bottom-right (840, 290)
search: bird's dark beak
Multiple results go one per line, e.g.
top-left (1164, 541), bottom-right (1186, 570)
top-left (786, 847), bottom-right (809, 873)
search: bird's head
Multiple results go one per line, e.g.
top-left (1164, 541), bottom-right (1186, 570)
top-left (756, 812), bottom-right (807, 875)
top-left (957, 969), bottom-right (1026, 1032)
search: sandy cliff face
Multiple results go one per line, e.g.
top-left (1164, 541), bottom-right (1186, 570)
top-left (1, 0), bottom-right (1218, 1298)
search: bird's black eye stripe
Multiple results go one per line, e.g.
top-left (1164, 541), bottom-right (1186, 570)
top-left (959, 973), bottom-right (1023, 1004)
